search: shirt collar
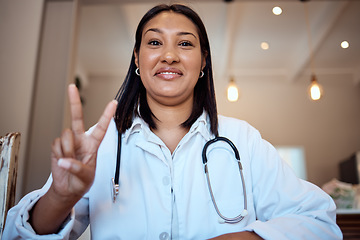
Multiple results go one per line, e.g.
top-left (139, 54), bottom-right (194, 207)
top-left (187, 111), bottom-right (212, 141)
top-left (123, 116), bottom-right (146, 143)
top-left (123, 110), bottom-right (214, 143)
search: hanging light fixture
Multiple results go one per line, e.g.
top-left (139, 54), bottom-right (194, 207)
top-left (308, 75), bottom-right (323, 101)
top-left (303, 1), bottom-right (323, 101)
top-left (227, 77), bottom-right (239, 102)
top-left (308, 74), bottom-right (323, 101)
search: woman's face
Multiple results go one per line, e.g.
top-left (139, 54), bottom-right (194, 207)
top-left (135, 11), bottom-right (205, 107)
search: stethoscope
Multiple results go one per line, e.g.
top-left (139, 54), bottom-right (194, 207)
top-left (111, 134), bottom-right (248, 224)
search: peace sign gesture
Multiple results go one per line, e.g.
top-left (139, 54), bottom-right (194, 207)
top-left (30, 84), bottom-right (117, 234)
top-left (51, 84), bottom-right (117, 198)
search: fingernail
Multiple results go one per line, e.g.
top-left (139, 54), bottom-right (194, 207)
top-left (111, 99), bottom-right (118, 105)
top-left (58, 158), bottom-right (71, 169)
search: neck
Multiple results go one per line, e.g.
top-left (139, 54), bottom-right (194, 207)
top-left (148, 96), bottom-right (193, 130)
top-left (147, 95), bottom-right (193, 153)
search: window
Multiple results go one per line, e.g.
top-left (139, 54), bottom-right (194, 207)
top-left (276, 146), bottom-right (307, 180)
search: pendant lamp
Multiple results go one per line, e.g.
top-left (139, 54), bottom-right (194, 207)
top-left (227, 77), bottom-right (239, 102)
top-left (303, 1), bottom-right (323, 101)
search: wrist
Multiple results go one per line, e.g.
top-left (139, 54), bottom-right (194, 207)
top-left (46, 184), bottom-right (81, 210)
top-left (29, 187), bottom-right (78, 235)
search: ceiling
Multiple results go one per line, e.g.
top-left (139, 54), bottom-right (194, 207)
top-left (77, 0), bottom-right (360, 87)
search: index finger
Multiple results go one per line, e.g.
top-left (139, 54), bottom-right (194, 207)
top-left (90, 99), bottom-right (118, 146)
top-left (68, 84), bottom-right (85, 135)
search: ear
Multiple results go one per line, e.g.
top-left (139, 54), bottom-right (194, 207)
top-left (201, 58), bottom-right (206, 71)
top-left (134, 49), bottom-right (139, 68)
top-left (201, 51), bottom-right (207, 70)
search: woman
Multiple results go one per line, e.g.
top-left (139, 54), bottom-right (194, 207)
top-left (3, 4), bottom-right (342, 240)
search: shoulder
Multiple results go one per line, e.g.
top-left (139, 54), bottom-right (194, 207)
top-left (217, 115), bottom-right (263, 152)
top-left (218, 115), bottom-right (249, 126)
top-left (218, 115), bottom-right (259, 136)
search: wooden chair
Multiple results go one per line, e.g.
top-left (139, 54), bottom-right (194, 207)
top-left (0, 132), bottom-right (20, 237)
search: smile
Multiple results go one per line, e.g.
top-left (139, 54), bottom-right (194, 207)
top-left (158, 72), bottom-right (180, 75)
top-left (158, 72), bottom-right (181, 75)
top-left (155, 68), bottom-right (183, 80)
top-left (155, 67), bottom-right (183, 76)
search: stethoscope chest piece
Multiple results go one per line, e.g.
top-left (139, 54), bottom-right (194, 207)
top-left (111, 177), bottom-right (120, 203)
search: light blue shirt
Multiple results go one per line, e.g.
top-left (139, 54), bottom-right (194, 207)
top-left (4, 113), bottom-right (342, 239)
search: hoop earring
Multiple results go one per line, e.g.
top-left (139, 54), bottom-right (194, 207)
top-left (199, 71), bottom-right (204, 78)
top-left (135, 68), bottom-right (140, 76)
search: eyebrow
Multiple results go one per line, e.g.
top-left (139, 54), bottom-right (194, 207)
top-left (144, 28), bottom-right (197, 39)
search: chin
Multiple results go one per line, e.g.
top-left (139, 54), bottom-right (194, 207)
top-left (157, 94), bottom-right (193, 107)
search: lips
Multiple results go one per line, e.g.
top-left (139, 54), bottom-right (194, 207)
top-left (155, 68), bottom-right (183, 80)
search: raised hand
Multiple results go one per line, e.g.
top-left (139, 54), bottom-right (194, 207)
top-left (30, 84), bottom-right (117, 234)
top-left (50, 84), bottom-right (117, 200)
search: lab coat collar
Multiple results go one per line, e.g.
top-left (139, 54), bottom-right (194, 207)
top-left (187, 111), bottom-right (213, 141)
top-left (123, 110), bottom-right (213, 144)
top-left (123, 116), bottom-right (146, 143)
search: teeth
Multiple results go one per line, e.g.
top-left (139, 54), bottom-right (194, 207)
top-left (159, 72), bottom-right (179, 75)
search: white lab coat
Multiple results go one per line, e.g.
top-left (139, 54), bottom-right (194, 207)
top-left (3, 113), bottom-right (342, 239)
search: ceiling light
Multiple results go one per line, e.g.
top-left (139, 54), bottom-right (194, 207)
top-left (308, 75), bottom-right (323, 101)
top-left (272, 6), bottom-right (282, 15)
top-left (227, 77), bottom-right (239, 102)
top-left (341, 40), bottom-right (349, 49)
top-left (304, 2), bottom-right (323, 101)
top-left (261, 42), bottom-right (269, 50)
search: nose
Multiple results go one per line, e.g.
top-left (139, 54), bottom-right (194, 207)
top-left (161, 47), bottom-right (180, 64)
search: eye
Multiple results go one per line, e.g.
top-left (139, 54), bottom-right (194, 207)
top-left (179, 41), bottom-right (193, 47)
top-left (148, 40), bottom-right (161, 46)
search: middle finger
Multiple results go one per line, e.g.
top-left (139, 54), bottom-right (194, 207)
top-left (60, 129), bottom-right (75, 158)
top-left (52, 137), bottom-right (63, 159)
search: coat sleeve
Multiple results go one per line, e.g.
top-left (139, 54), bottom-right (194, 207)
top-left (242, 129), bottom-right (342, 240)
top-left (2, 176), bottom-right (90, 240)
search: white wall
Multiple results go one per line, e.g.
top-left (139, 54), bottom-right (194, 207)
top-left (0, 0), bottom-right (79, 198)
top-left (81, 73), bottom-right (360, 187)
top-left (0, 0), bottom-right (44, 200)
top-left (82, 75), bottom-right (122, 129)
top-left (24, 1), bottom-right (78, 195)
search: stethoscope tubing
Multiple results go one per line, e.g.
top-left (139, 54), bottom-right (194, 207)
top-left (112, 133), bottom-right (122, 203)
top-left (202, 136), bottom-right (248, 224)
top-left (202, 137), bottom-right (240, 164)
top-left (112, 134), bottom-right (248, 224)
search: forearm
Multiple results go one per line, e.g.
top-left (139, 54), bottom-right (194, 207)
top-left (209, 231), bottom-right (263, 240)
top-left (29, 185), bottom-right (80, 235)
